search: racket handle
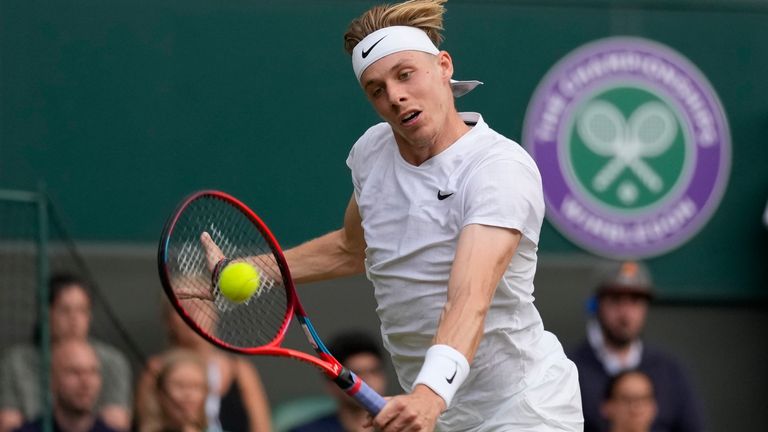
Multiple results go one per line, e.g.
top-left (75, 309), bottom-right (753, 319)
top-left (336, 369), bottom-right (387, 414)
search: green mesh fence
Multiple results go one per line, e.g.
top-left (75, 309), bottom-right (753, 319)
top-left (0, 188), bottom-right (51, 432)
top-left (0, 197), bottom-right (40, 351)
top-left (0, 186), bottom-right (146, 432)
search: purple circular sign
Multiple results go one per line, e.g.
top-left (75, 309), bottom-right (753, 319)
top-left (523, 37), bottom-right (730, 259)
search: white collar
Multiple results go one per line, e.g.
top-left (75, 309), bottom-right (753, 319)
top-left (587, 319), bottom-right (643, 375)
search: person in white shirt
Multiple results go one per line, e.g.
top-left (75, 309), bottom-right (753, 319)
top-left (202, 0), bottom-right (582, 430)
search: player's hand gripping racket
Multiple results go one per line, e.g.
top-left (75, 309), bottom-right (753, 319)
top-left (157, 190), bottom-right (386, 414)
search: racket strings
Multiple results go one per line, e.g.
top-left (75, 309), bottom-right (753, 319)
top-left (165, 195), bottom-right (289, 349)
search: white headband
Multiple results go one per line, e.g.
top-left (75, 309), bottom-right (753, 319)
top-left (351, 26), bottom-right (482, 98)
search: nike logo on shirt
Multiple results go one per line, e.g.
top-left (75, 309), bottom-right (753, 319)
top-left (437, 191), bottom-right (454, 200)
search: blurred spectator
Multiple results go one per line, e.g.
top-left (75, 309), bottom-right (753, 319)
top-left (0, 274), bottom-right (131, 432)
top-left (601, 370), bottom-right (657, 432)
top-left (568, 261), bottom-right (705, 432)
top-left (289, 331), bottom-right (387, 432)
top-left (13, 339), bottom-right (119, 432)
top-left (137, 349), bottom-right (209, 432)
top-left (134, 300), bottom-right (270, 432)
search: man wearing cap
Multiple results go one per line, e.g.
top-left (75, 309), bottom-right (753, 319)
top-left (202, 0), bottom-right (582, 430)
top-left (568, 261), bottom-right (705, 432)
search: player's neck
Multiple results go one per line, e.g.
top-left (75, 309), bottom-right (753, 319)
top-left (395, 111), bottom-right (470, 166)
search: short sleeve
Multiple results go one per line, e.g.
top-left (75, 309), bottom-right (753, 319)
top-left (346, 122), bottom-right (391, 202)
top-left (346, 139), bottom-right (362, 200)
top-left (462, 158), bottom-right (545, 245)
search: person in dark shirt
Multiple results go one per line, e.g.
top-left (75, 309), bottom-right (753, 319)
top-left (290, 331), bottom-right (388, 432)
top-left (568, 261), bottom-right (705, 432)
top-left (14, 339), bottom-right (119, 432)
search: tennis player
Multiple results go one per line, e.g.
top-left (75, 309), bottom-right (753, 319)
top-left (203, 0), bottom-right (582, 430)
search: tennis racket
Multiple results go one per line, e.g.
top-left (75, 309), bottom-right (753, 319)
top-left (157, 190), bottom-right (386, 414)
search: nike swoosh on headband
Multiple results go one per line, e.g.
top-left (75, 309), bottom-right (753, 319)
top-left (361, 36), bottom-right (387, 59)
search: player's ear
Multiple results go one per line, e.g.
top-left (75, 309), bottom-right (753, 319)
top-left (437, 51), bottom-right (453, 81)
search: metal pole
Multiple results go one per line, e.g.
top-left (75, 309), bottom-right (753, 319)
top-left (36, 183), bottom-right (52, 432)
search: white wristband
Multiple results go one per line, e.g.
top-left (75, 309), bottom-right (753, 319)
top-left (413, 344), bottom-right (470, 408)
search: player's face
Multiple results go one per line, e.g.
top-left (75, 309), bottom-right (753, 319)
top-left (601, 372), bottom-right (657, 431)
top-left (50, 286), bottom-right (91, 341)
top-left (53, 343), bottom-right (102, 415)
top-left (360, 50), bottom-right (458, 162)
top-left (597, 293), bottom-right (649, 348)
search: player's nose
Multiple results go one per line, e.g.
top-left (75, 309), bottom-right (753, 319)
top-left (387, 82), bottom-right (408, 106)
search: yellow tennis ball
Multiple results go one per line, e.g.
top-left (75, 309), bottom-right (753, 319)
top-left (218, 262), bottom-right (261, 303)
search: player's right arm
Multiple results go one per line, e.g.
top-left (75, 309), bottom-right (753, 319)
top-left (200, 194), bottom-right (366, 284)
top-left (283, 194), bottom-right (367, 283)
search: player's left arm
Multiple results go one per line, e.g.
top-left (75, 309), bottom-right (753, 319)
top-left (373, 223), bottom-right (521, 431)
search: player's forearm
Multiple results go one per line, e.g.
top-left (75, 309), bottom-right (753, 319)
top-left (433, 281), bottom-right (492, 362)
top-left (413, 282), bottom-right (490, 411)
top-left (284, 229), bottom-right (365, 284)
top-left (434, 224), bottom-right (522, 361)
top-left (412, 227), bottom-right (519, 410)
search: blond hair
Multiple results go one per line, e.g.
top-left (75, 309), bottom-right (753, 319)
top-left (344, 0), bottom-right (447, 55)
top-left (138, 349), bottom-right (209, 432)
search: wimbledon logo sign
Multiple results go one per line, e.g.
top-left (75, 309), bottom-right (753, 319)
top-left (523, 37), bottom-right (730, 258)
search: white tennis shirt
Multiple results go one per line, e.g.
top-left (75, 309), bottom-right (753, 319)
top-left (347, 113), bottom-right (581, 430)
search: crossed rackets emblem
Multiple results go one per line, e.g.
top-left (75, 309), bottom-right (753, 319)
top-left (577, 100), bottom-right (678, 204)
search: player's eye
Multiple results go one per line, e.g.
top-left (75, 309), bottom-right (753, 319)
top-left (399, 70), bottom-right (413, 80)
top-left (371, 87), bottom-right (384, 98)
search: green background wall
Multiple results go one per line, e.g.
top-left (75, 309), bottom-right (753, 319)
top-left (2, 2), bottom-right (767, 431)
top-left (1, 1), bottom-right (766, 293)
